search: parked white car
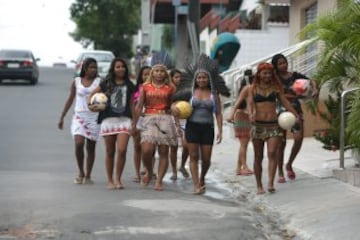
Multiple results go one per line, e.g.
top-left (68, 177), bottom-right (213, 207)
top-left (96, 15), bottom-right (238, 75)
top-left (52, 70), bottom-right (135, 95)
top-left (72, 50), bottom-right (115, 79)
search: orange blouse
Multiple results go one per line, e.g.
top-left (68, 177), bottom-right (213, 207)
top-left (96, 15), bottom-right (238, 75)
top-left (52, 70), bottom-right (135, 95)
top-left (143, 83), bottom-right (175, 114)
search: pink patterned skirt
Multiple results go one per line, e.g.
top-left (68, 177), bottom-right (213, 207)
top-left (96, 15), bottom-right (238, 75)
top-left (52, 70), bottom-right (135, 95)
top-left (100, 117), bottom-right (132, 136)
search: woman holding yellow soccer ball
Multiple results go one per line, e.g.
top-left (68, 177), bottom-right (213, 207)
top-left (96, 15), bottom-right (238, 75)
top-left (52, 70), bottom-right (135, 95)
top-left (172, 54), bottom-right (230, 195)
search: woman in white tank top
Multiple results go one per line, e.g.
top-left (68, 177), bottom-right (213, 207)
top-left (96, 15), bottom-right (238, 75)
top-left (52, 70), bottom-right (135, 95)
top-left (58, 57), bottom-right (101, 185)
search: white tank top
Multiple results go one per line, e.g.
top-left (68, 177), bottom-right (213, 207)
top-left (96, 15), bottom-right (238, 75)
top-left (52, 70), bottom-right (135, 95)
top-left (74, 77), bottom-right (101, 112)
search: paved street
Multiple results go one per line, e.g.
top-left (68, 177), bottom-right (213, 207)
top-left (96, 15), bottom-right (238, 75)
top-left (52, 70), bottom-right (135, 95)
top-left (1, 67), bottom-right (360, 240)
top-left (0, 67), bottom-right (288, 240)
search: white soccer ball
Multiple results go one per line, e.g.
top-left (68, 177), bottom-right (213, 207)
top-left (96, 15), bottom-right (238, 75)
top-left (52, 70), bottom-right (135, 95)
top-left (90, 93), bottom-right (108, 111)
top-left (278, 111), bottom-right (296, 130)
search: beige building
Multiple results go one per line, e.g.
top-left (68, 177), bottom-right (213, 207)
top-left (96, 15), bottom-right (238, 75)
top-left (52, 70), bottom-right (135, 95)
top-left (288, 0), bottom-right (339, 137)
top-left (289, 0), bottom-right (338, 43)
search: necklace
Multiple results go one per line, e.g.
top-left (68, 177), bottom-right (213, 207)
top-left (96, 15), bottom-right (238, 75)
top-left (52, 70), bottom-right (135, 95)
top-left (152, 82), bottom-right (165, 88)
top-left (258, 84), bottom-right (271, 90)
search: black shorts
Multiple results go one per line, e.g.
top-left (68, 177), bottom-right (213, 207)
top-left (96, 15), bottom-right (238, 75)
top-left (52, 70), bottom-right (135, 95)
top-left (185, 121), bottom-right (214, 145)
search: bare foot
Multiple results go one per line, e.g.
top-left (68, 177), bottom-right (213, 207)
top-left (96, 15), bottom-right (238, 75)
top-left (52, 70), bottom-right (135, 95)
top-left (142, 174), bottom-right (152, 186)
top-left (83, 177), bottom-right (94, 184)
top-left (179, 167), bottom-right (189, 178)
top-left (257, 187), bottom-right (266, 195)
top-left (236, 168), bottom-right (254, 176)
top-left (200, 179), bottom-right (206, 188)
top-left (192, 186), bottom-right (205, 195)
top-left (268, 183), bottom-right (276, 193)
top-left (133, 175), bottom-right (141, 183)
top-left (115, 182), bottom-right (124, 189)
top-left (278, 176), bottom-right (286, 183)
top-left (154, 182), bottom-right (163, 191)
top-left (107, 182), bottom-right (116, 190)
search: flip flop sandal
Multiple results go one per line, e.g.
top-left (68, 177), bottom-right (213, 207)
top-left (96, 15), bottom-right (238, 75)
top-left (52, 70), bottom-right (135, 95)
top-left (287, 169), bottom-right (296, 180)
top-left (74, 176), bottom-right (84, 184)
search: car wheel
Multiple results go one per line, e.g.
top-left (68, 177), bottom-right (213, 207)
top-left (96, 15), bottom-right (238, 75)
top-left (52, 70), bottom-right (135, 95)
top-left (30, 77), bottom-right (38, 85)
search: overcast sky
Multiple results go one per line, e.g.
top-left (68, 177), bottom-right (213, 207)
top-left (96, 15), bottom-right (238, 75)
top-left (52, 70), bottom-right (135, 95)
top-left (0, 0), bottom-right (84, 66)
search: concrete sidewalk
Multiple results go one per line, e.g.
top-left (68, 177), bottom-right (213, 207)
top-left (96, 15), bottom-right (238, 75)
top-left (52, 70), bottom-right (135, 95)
top-left (210, 124), bottom-right (360, 240)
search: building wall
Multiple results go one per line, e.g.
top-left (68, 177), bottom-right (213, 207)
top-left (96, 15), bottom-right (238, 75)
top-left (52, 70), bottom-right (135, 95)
top-left (289, 0), bottom-right (338, 44)
top-left (288, 0), bottom-right (339, 137)
top-left (232, 25), bottom-right (289, 67)
top-left (175, 17), bottom-right (191, 68)
top-left (199, 27), bottom-right (218, 55)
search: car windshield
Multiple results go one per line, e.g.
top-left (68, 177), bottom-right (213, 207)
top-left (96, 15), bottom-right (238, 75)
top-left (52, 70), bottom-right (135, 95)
top-left (0, 50), bottom-right (31, 58)
top-left (83, 53), bottom-right (113, 62)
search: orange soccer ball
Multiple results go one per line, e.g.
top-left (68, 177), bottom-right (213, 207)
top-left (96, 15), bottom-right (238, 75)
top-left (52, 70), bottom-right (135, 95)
top-left (175, 101), bottom-right (193, 119)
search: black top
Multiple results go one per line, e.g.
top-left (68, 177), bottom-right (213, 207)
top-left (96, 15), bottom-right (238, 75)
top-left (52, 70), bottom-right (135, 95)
top-left (278, 71), bottom-right (309, 114)
top-left (97, 79), bottom-right (135, 124)
top-left (253, 91), bottom-right (277, 103)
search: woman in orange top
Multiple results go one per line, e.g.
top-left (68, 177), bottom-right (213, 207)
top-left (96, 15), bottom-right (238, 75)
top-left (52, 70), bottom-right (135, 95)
top-left (133, 63), bottom-right (179, 191)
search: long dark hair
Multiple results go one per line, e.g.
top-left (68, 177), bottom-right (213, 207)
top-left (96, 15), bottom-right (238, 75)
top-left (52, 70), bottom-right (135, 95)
top-left (135, 65), bottom-right (151, 89)
top-left (104, 58), bottom-right (130, 95)
top-left (238, 69), bottom-right (253, 95)
top-left (271, 53), bottom-right (287, 73)
top-left (170, 68), bottom-right (181, 78)
top-left (79, 57), bottom-right (97, 77)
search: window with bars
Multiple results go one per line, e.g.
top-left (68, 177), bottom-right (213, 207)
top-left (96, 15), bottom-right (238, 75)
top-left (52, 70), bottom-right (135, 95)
top-left (303, 2), bottom-right (318, 76)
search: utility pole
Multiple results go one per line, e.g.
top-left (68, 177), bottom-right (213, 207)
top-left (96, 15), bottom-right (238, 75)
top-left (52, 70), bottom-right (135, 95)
top-left (172, 0), bottom-right (181, 61)
top-left (188, 0), bottom-right (200, 60)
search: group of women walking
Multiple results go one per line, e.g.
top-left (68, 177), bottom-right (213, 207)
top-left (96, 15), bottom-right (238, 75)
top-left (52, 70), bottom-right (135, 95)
top-left (58, 52), bottom-right (318, 195)
top-left (58, 53), bottom-right (227, 194)
top-left (228, 54), bottom-right (318, 194)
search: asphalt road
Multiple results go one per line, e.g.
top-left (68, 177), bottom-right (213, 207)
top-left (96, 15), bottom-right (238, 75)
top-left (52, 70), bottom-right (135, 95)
top-left (0, 67), bottom-right (288, 240)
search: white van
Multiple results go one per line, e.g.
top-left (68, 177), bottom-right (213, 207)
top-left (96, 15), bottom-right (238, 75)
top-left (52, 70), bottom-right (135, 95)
top-left (72, 50), bottom-right (115, 79)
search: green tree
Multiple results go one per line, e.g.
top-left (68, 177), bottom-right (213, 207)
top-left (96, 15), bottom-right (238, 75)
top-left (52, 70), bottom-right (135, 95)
top-left (70, 0), bottom-right (141, 58)
top-left (302, 0), bottom-right (360, 150)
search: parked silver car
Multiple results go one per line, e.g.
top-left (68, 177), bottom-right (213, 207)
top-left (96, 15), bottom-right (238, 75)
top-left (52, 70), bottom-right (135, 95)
top-left (72, 50), bottom-right (115, 79)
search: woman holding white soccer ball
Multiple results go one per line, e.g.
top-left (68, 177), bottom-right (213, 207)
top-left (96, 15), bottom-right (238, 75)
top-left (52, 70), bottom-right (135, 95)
top-left (247, 62), bottom-right (299, 195)
top-left (88, 58), bottom-right (136, 190)
top-left (271, 53), bottom-right (318, 184)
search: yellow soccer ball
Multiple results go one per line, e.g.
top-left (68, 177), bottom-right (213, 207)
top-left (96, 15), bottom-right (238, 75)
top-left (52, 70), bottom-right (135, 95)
top-left (90, 93), bottom-right (108, 111)
top-left (176, 101), bottom-right (193, 119)
top-left (278, 111), bottom-right (296, 130)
